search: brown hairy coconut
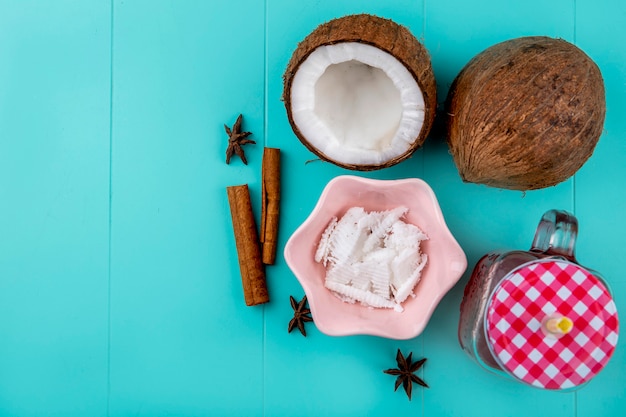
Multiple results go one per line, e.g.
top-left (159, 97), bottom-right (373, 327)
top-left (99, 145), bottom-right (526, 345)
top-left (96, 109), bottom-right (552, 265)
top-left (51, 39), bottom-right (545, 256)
top-left (283, 14), bottom-right (436, 171)
top-left (445, 36), bottom-right (605, 190)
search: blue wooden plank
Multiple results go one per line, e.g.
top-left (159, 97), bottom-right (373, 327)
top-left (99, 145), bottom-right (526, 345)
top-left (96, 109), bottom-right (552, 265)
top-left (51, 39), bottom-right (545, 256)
top-left (108, 1), bottom-right (265, 415)
top-left (573, 1), bottom-right (626, 416)
top-left (265, 1), bottom-right (432, 415)
top-left (0, 1), bottom-right (111, 415)
top-left (422, 1), bottom-right (579, 416)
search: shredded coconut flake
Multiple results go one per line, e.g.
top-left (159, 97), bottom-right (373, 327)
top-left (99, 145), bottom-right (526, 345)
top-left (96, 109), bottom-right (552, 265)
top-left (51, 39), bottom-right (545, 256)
top-left (316, 206), bottom-right (428, 312)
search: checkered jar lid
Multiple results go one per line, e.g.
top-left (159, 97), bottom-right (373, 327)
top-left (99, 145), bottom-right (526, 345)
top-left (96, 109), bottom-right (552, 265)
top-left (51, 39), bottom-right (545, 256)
top-left (485, 259), bottom-right (619, 390)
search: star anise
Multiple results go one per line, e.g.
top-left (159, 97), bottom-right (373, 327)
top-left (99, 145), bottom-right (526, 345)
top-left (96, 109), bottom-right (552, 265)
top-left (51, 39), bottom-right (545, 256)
top-left (288, 295), bottom-right (313, 336)
top-left (383, 349), bottom-right (428, 400)
top-left (225, 114), bottom-right (255, 165)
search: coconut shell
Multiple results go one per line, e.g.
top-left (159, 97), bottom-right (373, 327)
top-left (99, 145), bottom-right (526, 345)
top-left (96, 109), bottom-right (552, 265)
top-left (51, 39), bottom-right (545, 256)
top-left (445, 36), bottom-right (606, 190)
top-left (283, 14), bottom-right (437, 171)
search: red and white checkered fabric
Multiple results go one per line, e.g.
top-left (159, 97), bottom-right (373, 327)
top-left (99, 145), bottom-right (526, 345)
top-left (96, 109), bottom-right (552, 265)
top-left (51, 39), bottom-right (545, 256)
top-left (486, 259), bottom-right (619, 390)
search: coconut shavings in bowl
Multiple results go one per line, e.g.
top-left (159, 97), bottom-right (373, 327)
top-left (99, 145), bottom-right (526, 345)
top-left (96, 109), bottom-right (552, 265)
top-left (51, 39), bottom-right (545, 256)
top-left (314, 206), bottom-right (428, 312)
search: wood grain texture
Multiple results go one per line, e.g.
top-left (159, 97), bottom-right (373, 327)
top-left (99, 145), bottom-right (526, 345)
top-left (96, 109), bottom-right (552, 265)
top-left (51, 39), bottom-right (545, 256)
top-left (0, 0), bottom-right (624, 416)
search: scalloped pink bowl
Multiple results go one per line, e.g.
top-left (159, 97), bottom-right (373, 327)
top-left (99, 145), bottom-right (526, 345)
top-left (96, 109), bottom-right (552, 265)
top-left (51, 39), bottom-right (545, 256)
top-left (284, 175), bottom-right (467, 339)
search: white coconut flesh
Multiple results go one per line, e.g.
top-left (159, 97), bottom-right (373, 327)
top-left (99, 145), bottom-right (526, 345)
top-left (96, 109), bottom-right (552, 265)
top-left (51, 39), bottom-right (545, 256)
top-left (290, 42), bottom-right (426, 166)
top-left (315, 206), bottom-right (428, 312)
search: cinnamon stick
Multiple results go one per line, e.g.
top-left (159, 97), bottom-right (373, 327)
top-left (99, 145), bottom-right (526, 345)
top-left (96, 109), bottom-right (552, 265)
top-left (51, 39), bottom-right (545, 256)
top-left (227, 184), bottom-right (269, 306)
top-left (260, 147), bottom-right (281, 265)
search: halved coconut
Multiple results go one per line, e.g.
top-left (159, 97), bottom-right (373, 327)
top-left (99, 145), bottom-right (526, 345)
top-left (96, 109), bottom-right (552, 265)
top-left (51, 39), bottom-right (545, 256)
top-left (283, 14), bottom-right (437, 170)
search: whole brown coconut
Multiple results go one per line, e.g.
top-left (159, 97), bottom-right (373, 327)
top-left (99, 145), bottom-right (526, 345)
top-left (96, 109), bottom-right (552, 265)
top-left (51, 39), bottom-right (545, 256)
top-left (445, 36), bottom-right (605, 190)
top-left (283, 14), bottom-right (437, 171)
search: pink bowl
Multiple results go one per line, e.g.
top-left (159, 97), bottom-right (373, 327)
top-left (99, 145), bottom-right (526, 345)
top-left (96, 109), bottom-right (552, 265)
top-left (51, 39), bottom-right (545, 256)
top-left (284, 175), bottom-right (467, 339)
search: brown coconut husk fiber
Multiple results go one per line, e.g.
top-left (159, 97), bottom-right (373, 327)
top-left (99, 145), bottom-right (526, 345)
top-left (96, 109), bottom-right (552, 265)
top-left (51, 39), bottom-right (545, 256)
top-left (445, 36), bottom-right (606, 190)
top-left (283, 14), bottom-right (437, 171)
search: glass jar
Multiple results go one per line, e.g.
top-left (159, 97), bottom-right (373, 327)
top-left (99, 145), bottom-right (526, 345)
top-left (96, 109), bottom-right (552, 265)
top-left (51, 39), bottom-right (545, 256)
top-left (458, 210), bottom-right (619, 390)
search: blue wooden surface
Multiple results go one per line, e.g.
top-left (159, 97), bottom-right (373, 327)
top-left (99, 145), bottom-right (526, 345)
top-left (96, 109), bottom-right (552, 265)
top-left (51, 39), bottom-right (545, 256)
top-left (1, 1), bottom-right (624, 416)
